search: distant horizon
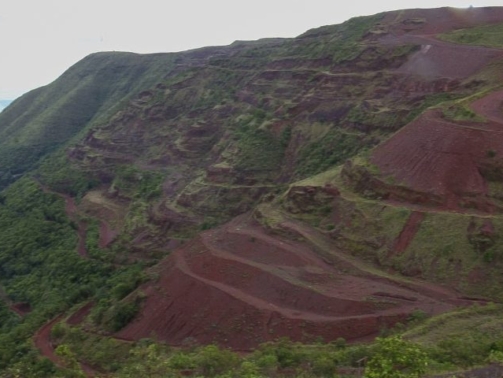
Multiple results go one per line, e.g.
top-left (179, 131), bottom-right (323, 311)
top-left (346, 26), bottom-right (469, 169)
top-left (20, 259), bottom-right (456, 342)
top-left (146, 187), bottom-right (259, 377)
top-left (2, 1), bottom-right (502, 101)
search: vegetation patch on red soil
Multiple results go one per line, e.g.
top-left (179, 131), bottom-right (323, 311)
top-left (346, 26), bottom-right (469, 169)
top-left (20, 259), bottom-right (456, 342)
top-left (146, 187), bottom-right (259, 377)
top-left (66, 302), bottom-right (94, 326)
top-left (391, 212), bottom-right (426, 255)
top-left (98, 221), bottom-right (118, 249)
top-left (33, 316), bottom-right (65, 368)
top-left (10, 302), bottom-right (31, 317)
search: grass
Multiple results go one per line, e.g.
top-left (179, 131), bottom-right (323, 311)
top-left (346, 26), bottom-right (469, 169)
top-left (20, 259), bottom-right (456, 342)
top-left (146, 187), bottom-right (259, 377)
top-left (439, 22), bottom-right (503, 48)
top-left (404, 303), bottom-right (503, 371)
top-left (392, 212), bottom-right (503, 300)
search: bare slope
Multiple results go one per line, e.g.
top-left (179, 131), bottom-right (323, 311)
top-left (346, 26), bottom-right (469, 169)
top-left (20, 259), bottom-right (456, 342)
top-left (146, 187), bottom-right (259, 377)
top-left (117, 213), bottom-right (460, 349)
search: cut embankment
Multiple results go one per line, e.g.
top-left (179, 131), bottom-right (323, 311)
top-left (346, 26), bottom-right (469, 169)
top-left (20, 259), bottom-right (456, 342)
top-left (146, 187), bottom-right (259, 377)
top-left (392, 212), bottom-right (426, 255)
top-left (116, 214), bottom-right (461, 349)
top-left (371, 108), bottom-right (503, 213)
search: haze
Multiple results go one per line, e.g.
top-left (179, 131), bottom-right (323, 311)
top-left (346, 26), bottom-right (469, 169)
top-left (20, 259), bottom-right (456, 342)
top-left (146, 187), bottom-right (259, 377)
top-left (1, 0), bottom-right (501, 100)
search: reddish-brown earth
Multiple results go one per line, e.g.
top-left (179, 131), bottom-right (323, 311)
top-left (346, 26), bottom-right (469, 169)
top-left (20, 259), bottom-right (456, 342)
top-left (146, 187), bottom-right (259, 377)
top-left (372, 89), bottom-right (503, 213)
top-left (66, 302), bottom-right (95, 326)
top-left (9, 302), bottom-right (31, 317)
top-left (98, 221), bottom-right (118, 249)
top-left (117, 213), bottom-right (467, 350)
top-left (34, 307), bottom-right (98, 377)
top-left (381, 7), bottom-right (503, 36)
top-left (33, 316), bottom-right (66, 368)
top-left (391, 212), bottom-right (426, 255)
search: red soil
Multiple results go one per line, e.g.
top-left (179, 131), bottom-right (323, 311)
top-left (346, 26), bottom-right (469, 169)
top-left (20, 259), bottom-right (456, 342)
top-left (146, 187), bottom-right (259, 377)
top-left (34, 315), bottom-right (66, 367)
top-left (34, 306), bottom-right (98, 377)
top-left (66, 302), bottom-right (94, 326)
top-left (117, 214), bottom-right (462, 350)
top-left (395, 39), bottom-right (503, 79)
top-left (98, 221), bottom-right (118, 249)
top-left (381, 7), bottom-right (503, 36)
top-left (10, 302), bottom-right (31, 317)
top-left (391, 212), bottom-right (426, 255)
top-left (377, 8), bottom-right (503, 80)
top-left (372, 103), bottom-right (503, 212)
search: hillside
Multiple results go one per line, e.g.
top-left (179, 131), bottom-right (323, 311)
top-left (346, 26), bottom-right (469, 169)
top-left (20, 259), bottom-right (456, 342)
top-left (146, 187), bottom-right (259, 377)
top-left (2, 6), bottom-right (503, 377)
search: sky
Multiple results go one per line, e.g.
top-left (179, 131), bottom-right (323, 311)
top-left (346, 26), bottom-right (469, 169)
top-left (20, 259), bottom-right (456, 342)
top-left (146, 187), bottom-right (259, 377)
top-left (1, 0), bottom-right (502, 100)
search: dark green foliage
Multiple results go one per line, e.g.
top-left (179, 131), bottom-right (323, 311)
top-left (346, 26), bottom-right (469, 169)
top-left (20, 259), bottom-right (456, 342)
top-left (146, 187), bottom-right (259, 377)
top-left (84, 220), bottom-right (113, 262)
top-left (0, 177), bottom-right (111, 369)
top-left (0, 177), bottom-right (150, 371)
top-left (197, 344), bottom-right (240, 376)
top-left (104, 299), bottom-right (141, 332)
top-left (112, 165), bottom-right (164, 200)
top-left (0, 300), bottom-right (19, 333)
top-left (365, 336), bottom-right (428, 378)
top-left (296, 129), bottom-right (363, 177)
top-left (235, 116), bottom-right (286, 172)
top-left (37, 152), bottom-right (98, 197)
top-left (0, 52), bottom-right (176, 190)
top-left (89, 265), bottom-right (147, 331)
top-left (0, 178), bottom-right (108, 306)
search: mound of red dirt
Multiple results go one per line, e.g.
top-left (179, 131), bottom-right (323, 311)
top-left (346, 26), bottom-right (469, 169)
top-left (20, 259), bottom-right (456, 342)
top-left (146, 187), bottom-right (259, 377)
top-left (395, 41), bottom-right (503, 79)
top-left (10, 302), bottom-right (31, 317)
top-left (371, 90), bottom-right (503, 213)
top-left (117, 214), bottom-right (460, 350)
top-left (382, 7), bottom-right (503, 36)
top-left (377, 7), bottom-right (503, 80)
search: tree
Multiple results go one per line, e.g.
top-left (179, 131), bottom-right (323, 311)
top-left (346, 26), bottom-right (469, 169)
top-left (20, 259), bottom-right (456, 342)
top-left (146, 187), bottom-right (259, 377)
top-left (364, 336), bottom-right (428, 378)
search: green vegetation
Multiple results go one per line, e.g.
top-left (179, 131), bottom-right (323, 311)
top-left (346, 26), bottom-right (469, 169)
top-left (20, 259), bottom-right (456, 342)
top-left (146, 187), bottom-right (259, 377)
top-left (364, 336), bottom-right (428, 378)
top-left (295, 14), bottom-right (383, 63)
top-left (0, 178), bottom-right (109, 371)
top-left (441, 102), bottom-right (484, 121)
top-left (0, 177), bottom-right (148, 374)
top-left (295, 129), bottom-right (364, 178)
top-left (439, 22), bottom-right (503, 48)
top-left (405, 92), bottom-right (464, 124)
top-left (35, 304), bottom-right (503, 377)
top-left (112, 165), bottom-right (164, 200)
top-left (234, 113), bottom-right (286, 172)
top-left (37, 152), bottom-right (99, 198)
top-left (0, 52), bottom-right (176, 190)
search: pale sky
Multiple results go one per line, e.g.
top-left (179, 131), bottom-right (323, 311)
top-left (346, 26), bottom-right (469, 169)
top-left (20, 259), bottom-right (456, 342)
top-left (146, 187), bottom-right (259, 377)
top-left (1, 0), bottom-right (502, 100)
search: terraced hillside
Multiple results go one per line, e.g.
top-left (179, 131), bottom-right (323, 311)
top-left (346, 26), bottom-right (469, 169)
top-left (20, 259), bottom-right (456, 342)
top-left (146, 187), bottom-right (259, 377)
top-left (2, 5), bottom-right (503, 377)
